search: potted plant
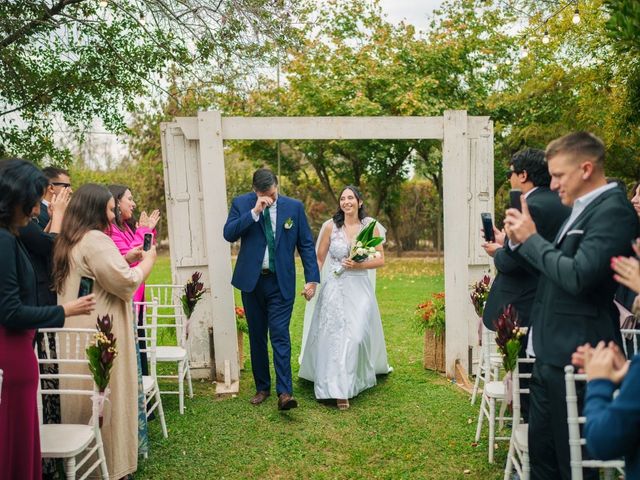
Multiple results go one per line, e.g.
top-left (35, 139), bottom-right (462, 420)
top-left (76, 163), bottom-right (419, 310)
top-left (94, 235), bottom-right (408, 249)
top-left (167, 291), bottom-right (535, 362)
top-left (235, 306), bottom-right (248, 370)
top-left (415, 292), bottom-right (446, 372)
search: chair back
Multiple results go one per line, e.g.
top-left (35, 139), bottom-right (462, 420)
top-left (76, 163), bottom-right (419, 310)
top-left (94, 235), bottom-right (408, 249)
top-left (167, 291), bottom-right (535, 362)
top-left (134, 299), bottom-right (159, 378)
top-left (564, 365), bottom-right (625, 480)
top-left (482, 327), bottom-right (500, 381)
top-left (620, 328), bottom-right (640, 358)
top-left (146, 284), bottom-right (188, 348)
top-left (511, 357), bottom-right (535, 427)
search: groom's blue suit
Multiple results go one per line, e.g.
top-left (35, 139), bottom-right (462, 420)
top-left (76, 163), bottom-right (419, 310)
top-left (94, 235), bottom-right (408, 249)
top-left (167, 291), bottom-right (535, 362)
top-left (223, 192), bottom-right (320, 395)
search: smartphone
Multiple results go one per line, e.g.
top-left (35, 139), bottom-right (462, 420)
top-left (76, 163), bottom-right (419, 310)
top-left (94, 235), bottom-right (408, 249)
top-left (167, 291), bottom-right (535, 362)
top-left (481, 213), bottom-right (495, 242)
top-left (78, 276), bottom-right (94, 298)
top-left (143, 232), bottom-right (153, 251)
top-left (509, 189), bottom-right (522, 212)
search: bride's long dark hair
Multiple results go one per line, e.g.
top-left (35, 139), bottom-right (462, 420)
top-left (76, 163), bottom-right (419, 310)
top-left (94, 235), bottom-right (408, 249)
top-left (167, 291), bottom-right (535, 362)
top-left (332, 185), bottom-right (367, 228)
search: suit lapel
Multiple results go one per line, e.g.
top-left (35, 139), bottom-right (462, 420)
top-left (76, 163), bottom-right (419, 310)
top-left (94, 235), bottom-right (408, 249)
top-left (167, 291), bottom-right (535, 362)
top-left (250, 193), bottom-right (266, 235)
top-left (555, 188), bottom-right (616, 245)
top-left (275, 196), bottom-right (287, 249)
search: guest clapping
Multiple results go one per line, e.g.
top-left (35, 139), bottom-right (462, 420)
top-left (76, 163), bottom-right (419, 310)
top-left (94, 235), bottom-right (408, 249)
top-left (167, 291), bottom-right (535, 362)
top-left (52, 184), bottom-right (157, 479)
top-left (0, 159), bottom-right (95, 480)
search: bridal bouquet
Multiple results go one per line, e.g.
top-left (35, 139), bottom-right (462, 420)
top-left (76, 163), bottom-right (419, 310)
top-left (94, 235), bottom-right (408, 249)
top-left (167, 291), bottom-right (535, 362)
top-left (334, 220), bottom-right (384, 276)
top-left (86, 314), bottom-right (118, 427)
top-left (181, 271), bottom-right (206, 339)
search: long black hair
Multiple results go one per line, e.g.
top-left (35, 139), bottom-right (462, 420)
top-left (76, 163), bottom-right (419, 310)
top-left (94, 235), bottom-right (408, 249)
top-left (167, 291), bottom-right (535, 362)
top-left (107, 184), bottom-right (137, 232)
top-left (332, 185), bottom-right (367, 228)
top-left (0, 158), bottom-right (48, 231)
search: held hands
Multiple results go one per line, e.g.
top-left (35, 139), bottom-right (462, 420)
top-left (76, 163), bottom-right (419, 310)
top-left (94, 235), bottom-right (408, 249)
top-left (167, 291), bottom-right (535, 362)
top-left (138, 209), bottom-right (161, 230)
top-left (611, 254), bottom-right (640, 294)
top-left (504, 195), bottom-right (537, 244)
top-left (125, 246), bottom-right (144, 264)
top-left (63, 294), bottom-right (97, 317)
top-left (301, 283), bottom-right (317, 301)
top-left (253, 196), bottom-right (274, 215)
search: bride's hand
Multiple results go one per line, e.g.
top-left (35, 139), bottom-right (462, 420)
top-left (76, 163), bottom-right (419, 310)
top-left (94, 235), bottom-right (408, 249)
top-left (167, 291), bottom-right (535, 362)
top-left (342, 258), bottom-right (358, 270)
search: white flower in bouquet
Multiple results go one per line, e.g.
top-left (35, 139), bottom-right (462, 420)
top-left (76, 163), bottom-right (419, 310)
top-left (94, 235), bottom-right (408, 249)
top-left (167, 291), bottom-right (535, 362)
top-left (334, 220), bottom-right (384, 276)
top-left (368, 247), bottom-right (376, 253)
top-left (356, 241), bottom-right (363, 247)
top-left (357, 248), bottom-right (366, 256)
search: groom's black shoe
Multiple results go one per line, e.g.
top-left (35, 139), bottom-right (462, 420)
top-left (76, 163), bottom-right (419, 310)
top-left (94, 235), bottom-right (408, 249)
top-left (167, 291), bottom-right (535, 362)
top-left (277, 393), bottom-right (298, 411)
top-left (250, 391), bottom-right (270, 405)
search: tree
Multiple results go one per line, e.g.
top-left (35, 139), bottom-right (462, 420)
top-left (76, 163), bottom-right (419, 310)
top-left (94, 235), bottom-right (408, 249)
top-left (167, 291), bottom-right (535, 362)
top-left (0, 0), bottom-right (306, 164)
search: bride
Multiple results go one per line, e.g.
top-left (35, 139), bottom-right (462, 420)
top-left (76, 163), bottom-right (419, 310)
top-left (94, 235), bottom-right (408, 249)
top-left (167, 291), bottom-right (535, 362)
top-left (299, 185), bottom-right (391, 410)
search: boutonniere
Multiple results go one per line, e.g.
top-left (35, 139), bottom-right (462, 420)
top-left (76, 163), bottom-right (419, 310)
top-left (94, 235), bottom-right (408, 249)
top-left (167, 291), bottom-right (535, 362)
top-left (284, 217), bottom-right (294, 230)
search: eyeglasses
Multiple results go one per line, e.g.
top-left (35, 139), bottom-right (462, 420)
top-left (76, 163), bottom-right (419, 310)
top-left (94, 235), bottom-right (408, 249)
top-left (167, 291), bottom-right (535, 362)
top-left (51, 182), bottom-right (71, 188)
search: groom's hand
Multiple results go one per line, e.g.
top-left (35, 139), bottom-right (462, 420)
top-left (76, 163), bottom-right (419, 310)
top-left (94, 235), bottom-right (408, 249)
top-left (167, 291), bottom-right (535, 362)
top-left (253, 196), bottom-right (274, 215)
top-left (301, 282), bottom-right (317, 301)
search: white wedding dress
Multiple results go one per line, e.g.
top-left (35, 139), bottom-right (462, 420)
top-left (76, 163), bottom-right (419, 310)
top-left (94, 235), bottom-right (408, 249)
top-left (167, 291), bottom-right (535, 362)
top-left (299, 217), bottom-right (391, 400)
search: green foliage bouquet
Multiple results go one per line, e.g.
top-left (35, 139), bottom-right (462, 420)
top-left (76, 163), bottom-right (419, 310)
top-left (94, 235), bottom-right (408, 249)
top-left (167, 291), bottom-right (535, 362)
top-left (469, 275), bottom-right (491, 317)
top-left (494, 305), bottom-right (524, 373)
top-left (235, 306), bottom-right (248, 334)
top-left (334, 220), bottom-right (384, 276)
top-left (414, 292), bottom-right (446, 337)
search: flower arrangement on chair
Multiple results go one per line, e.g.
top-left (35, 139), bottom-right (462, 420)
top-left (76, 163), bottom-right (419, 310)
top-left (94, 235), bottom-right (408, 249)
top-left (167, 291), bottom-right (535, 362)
top-left (470, 274), bottom-right (491, 345)
top-left (86, 314), bottom-right (118, 427)
top-left (493, 304), bottom-right (525, 407)
top-left (180, 271), bottom-right (206, 339)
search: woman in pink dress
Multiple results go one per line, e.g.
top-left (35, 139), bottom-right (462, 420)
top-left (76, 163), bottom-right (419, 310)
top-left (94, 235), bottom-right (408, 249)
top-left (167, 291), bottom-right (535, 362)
top-left (0, 159), bottom-right (95, 480)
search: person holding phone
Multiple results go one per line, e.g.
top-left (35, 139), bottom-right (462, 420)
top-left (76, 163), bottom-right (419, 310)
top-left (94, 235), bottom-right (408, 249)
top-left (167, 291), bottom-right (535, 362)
top-left (0, 159), bottom-right (96, 480)
top-left (504, 132), bottom-right (639, 479)
top-left (482, 148), bottom-right (570, 332)
top-left (52, 184), bottom-right (157, 479)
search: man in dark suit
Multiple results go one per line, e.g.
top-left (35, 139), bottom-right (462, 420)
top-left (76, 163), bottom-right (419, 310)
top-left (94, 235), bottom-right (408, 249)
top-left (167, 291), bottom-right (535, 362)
top-left (482, 148), bottom-right (570, 331)
top-left (505, 132), bottom-right (639, 479)
top-left (223, 168), bottom-right (320, 410)
top-left (37, 167), bottom-right (72, 231)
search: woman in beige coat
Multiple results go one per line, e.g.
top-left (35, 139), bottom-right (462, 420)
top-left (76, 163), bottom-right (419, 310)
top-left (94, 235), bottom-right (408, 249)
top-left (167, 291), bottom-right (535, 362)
top-left (53, 184), bottom-right (156, 479)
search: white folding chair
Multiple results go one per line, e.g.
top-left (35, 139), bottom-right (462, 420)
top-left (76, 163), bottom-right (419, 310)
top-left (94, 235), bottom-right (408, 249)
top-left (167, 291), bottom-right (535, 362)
top-left (135, 299), bottom-right (168, 440)
top-left (146, 284), bottom-right (193, 414)
top-left (564, 365), bottom-right (625, 480)
top-left (475, 328), bottom-right (511, 463)
top-left (38, 328), bottom-right (109, 480)
top-left (504, 357), bottom-right (535, 480)
top-left (620, 328), bottom-right (640, 358)
top-left (471, 326), bottom-right (503, 405)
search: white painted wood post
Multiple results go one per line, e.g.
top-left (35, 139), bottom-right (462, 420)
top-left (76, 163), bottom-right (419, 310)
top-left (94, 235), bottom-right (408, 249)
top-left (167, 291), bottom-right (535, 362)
top-left (196, 111), bottom-right (239, 392)
top-left (442, 110), bottom-right (471, 378)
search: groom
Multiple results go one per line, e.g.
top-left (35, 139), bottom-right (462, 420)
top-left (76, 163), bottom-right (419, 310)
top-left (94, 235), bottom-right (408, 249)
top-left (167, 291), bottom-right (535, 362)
top-left (223, 168), bottom-right (320, 410)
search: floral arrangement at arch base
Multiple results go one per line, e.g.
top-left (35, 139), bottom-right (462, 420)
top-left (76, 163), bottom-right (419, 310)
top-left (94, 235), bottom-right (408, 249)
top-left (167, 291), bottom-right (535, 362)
top-left (415, 292), bottom-right (446, 372)
top-left (493, 304), bottom-right (524, 407)
top-left (181, 271), bottom-right (206, 339)
top-left (235, 306), bottom-right (248, 370)
top-left (86, 314), bottom-right (118, 428)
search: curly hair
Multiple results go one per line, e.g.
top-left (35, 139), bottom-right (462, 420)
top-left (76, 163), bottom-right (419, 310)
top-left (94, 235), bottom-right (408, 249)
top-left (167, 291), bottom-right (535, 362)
top-left (0, 158), bottom-right (48, 231)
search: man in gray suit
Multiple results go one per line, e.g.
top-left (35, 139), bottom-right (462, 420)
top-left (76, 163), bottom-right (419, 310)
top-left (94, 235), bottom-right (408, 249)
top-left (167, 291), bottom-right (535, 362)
top-left (505, 132), bottom-right (639, 479)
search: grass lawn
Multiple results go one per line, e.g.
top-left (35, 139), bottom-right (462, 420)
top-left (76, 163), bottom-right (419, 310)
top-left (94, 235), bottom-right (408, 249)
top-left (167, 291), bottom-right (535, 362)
top-left (137, 254), bottom-right (505, 479)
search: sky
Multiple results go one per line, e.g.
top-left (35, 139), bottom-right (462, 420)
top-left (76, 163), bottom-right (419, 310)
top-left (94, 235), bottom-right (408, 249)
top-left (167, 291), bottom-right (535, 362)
top-left (377, 0), bottom-right (445, 31)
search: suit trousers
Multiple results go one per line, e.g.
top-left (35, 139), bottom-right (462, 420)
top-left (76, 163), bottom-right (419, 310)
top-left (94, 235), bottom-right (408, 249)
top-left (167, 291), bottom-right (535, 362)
top-left (529, 362), bottom-right (597, 480)
top-left (242, 272), bottom-right (295, 396)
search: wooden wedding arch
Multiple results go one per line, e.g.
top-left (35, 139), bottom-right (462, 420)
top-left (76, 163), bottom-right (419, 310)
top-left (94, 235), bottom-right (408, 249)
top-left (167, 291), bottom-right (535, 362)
top-left (160, 110), bottom-right (494, 394)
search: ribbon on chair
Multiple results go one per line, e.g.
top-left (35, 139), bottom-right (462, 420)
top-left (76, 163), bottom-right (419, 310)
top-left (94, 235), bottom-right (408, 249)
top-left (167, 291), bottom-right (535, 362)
top-left (91, 388), bottom-right (111, 428)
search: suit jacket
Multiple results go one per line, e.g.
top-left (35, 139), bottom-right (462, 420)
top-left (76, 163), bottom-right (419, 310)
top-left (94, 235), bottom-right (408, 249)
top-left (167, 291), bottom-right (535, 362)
top-left (36, 201), bottom-right (49, 230)
top-left (0, 228), bottom-right (64, 330)
top-left (18, 220), bottom-right (57, 306)
top-left (223, 193), bottom-right (320, 301)
top-left (483, 187), bottom-right (570, 329)
top-left (516, 187), bottom-right (639, 367)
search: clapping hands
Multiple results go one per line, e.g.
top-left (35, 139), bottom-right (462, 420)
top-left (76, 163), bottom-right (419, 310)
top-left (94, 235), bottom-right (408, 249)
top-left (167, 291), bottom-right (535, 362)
top-left (138, 209), bottom-right (161, 230)
top-left (611, 242), bottom-right (640, 294)
top-left (572, 341), bottom-right (630, 383)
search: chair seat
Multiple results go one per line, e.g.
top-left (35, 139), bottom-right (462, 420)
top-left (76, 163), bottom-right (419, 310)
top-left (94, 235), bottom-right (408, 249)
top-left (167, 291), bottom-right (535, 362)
top-left (143, 375), bottom-right (155, 394)
top-left (157, 346), bottom-right (187, 362)
top-left (514, 423), bottom-right (528, 451)
top-left (41, 424), bottom-right (94, 458)
top-left (484, 381), bottom-right (505, 398)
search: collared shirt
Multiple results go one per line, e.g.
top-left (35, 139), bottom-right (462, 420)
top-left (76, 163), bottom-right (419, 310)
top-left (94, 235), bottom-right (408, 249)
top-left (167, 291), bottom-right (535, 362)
top-left (251, 200), bottom-right (277, 270)
top-left (526, 182), bottom-right (618, 358)
top-left (41, 199), bottom-right (50, 207)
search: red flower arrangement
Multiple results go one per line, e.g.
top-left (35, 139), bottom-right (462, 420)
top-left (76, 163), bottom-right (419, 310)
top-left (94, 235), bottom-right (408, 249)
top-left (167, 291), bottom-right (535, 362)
top-left (415, 292), bottom-right (446, 337)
